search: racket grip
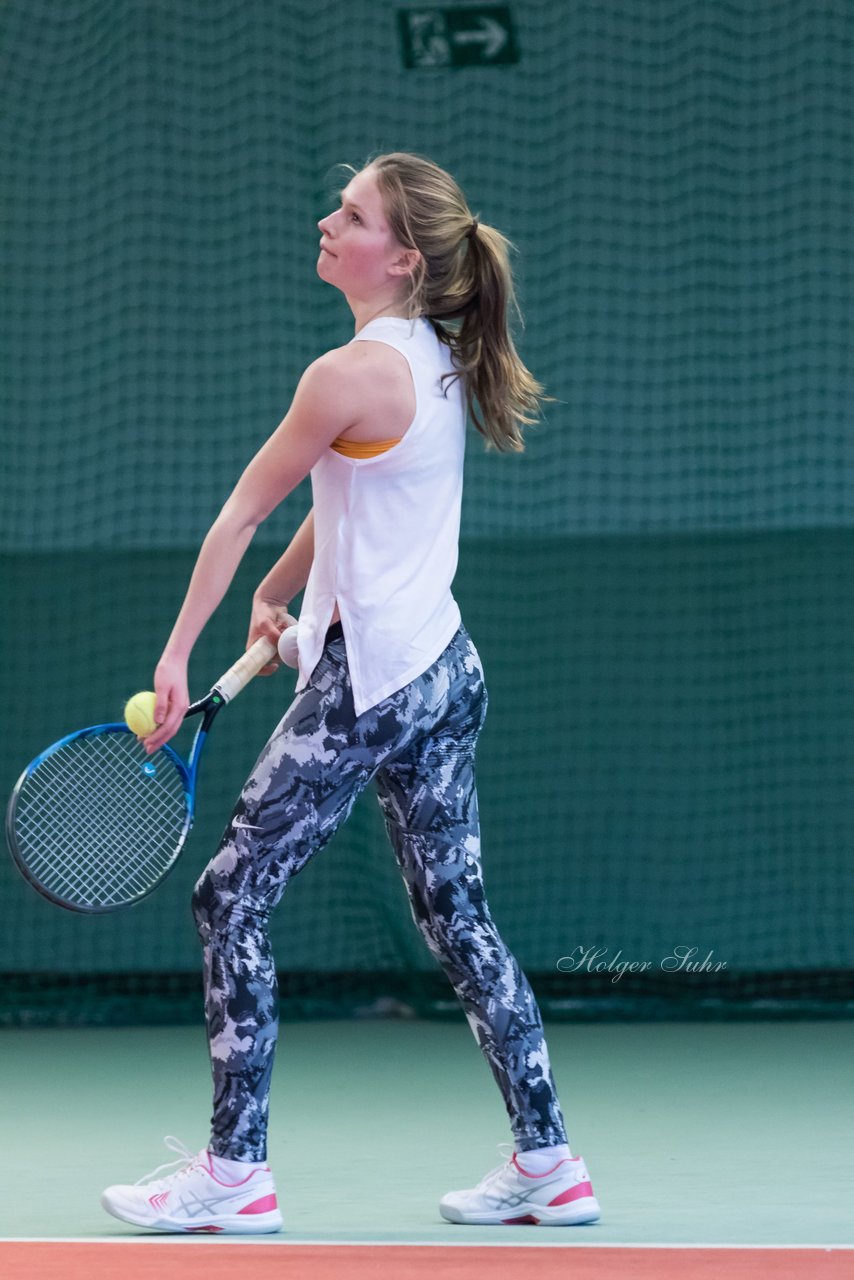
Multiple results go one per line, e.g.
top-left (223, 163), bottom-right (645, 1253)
top-left (214, 636), bottom-right (278, 703)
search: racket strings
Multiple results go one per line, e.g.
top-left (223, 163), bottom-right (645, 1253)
top-left (12, 731), bottom-right (189, 910)
top-left (22, 756), bottom-right (178, 898)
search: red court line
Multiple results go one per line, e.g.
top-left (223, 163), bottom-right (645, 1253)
top-left (2, 1243), bottom-right (853, 1280)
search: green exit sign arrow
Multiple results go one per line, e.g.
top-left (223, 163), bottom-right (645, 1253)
top-left (398, 7), bottom-right (520, 69)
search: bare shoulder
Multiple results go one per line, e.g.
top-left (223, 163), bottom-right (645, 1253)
top-left (310, 340), bottom-right (408, 381)
top-left (305, 341), bottom-right (414, 438)
top-left (300, 343), bottom-right (381, 404)
top-left (301, 343), bottom-right (361, 387)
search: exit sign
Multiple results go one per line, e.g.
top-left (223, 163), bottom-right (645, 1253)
top-left (398, 7), bottom-right (520, 69)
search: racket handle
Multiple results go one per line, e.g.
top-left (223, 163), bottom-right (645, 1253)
top-left (214, 636), bottom-right (278, 703)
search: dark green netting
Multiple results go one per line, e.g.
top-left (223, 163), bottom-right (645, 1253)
top-left (2, 1), bottom-right (853, 1023)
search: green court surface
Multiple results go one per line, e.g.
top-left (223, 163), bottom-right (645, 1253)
top-left (3, 1018), bottom-right (851, 1246)
top-left (3, 1), bottom-right (854, 1267)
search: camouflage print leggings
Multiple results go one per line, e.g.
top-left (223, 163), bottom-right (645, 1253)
top-left (191, 620), bottom-right (568, 1162)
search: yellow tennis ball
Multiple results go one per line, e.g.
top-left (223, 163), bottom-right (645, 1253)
top-left (124, 691), bottom-right (159, 737)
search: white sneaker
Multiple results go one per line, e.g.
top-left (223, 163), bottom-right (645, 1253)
top-left (101, 1136), bottom-right (283, 1234)
top-left (440, 1143), bottom-right (601, 1226)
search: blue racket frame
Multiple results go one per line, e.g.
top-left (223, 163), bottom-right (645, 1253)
top-left (5, 692), bottom-right (227, 913)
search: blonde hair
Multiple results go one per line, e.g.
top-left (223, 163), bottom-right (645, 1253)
top-left (337, 151), bottom-right (551, 453)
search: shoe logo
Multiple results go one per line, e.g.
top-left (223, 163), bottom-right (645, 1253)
top-left (485, 1165), bottom-right (585, 1213)
top-left (172, 1187), bottom-right (262, 1218)
top-left (148, 1191), bottom-right (170, 1212)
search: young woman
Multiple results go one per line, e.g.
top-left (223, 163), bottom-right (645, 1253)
top-left (100, 152), bottom-right (601, 1231)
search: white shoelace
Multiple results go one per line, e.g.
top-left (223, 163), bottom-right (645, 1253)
top-left (133, 1135), bottom-right (205, 1187)
top-left (473, 1142), bottom-right (517, 1192)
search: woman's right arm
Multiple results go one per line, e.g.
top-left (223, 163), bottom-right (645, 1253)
top-left (249, 508), bottom-right (315, 674)
top-left (255, 508), bottom-right (315, 609)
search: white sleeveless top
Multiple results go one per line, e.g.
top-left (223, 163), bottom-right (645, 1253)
top-left (294, 314), bottom-right (466, 717)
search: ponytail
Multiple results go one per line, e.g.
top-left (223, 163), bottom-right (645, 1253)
top-left (358, 152), bottom-right (552, 454)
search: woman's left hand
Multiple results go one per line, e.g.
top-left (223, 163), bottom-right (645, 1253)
top-left (249, 598), bottom-right (298, 676)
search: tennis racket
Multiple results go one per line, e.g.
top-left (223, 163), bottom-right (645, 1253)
top-left (5, 635), bottom-right (278, 914)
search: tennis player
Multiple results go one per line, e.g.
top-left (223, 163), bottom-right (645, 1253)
top-left (101, 151), bottom-right (601, 1231)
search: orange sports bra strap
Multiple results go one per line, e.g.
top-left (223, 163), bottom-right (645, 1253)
top-left (330, 435), bottom-right (402, 458)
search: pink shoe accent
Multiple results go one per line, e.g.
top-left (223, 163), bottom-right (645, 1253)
top-left (238, 1193), bottom-right (278, 1215)
top-left (511, 1153), bottom-right (577, 1178)
top-left (186, 1225), bottom-right (224, 1233)
top-left (548, 1179), bottom-right (594, 1206)
top-left (502, 1213), bottom-right (540, 1225)
top-left (148, 1192), bottom-right (170, 1212)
